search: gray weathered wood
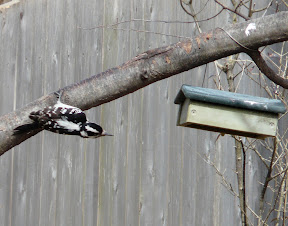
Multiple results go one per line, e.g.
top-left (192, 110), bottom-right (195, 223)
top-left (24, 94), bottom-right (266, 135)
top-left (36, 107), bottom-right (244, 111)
top-left (178, 99), bottom-right (279, 138)
top-left (0, 0), bottom-right (286, 226)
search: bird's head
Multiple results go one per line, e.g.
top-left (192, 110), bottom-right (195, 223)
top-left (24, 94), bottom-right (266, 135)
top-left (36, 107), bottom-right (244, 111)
top-left (80, 122), bottom-right (113, 138)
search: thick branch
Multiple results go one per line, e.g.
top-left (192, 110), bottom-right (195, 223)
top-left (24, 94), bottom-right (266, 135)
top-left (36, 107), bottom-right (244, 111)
top-left (1, 12), bottom-right (288, 155)
top-left (248, 51), bottom-right (288, 88)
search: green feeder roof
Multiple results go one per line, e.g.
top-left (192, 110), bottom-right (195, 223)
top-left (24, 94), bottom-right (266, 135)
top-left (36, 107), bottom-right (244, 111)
top-left (174, 85), bottom-right (286, 114)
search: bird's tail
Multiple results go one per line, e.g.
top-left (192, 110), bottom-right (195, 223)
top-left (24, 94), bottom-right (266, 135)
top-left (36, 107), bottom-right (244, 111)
top-left (13, 122), bottom-right (39, 135)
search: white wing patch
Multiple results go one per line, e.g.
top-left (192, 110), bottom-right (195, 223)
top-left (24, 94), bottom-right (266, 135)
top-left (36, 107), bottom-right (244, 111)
top-left (54, 101), bottom-right (82, 114)
top-left (56, 120), bottom-right (81, 131)
top-left (245, 23), bottom-right (256, 36)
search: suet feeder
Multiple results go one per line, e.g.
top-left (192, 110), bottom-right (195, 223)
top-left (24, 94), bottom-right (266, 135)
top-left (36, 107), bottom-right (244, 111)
top-left (174, 85), bottom-right (286, 139)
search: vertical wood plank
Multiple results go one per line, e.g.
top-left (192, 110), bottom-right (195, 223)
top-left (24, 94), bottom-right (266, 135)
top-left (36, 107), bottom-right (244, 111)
top-left (96, 0), bottom-right (131, 225)
top-left (0, 0), bottom-right (283, 226)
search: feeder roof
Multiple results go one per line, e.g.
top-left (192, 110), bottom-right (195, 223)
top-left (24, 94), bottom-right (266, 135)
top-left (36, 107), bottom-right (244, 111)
top-left (174, 85), bottom-right (286, 114)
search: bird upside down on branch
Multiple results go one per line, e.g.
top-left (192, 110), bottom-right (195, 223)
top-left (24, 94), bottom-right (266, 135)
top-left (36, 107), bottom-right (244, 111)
top-left (14, 92), bottom-right (113, 138)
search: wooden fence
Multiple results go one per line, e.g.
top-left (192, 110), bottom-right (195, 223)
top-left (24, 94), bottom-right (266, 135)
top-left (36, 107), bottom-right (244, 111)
top-left (0, 0), bottom-right (285, 225)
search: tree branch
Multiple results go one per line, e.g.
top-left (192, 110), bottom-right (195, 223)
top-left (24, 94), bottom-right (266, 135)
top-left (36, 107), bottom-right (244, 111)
top-left (214, 0), bottom-right (250, 20)
top-left (234, 137), bottom-right (247, 226)
top-left (259, 137), bottom-right (277, 223)
top-left (1, 12), bottom-right (288, 155)
top-left (248, 50), bottom-right (288, 88)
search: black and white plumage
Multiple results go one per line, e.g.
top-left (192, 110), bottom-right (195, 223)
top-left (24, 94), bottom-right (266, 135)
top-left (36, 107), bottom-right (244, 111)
top-left (14, 93), bottom-right (113, 138)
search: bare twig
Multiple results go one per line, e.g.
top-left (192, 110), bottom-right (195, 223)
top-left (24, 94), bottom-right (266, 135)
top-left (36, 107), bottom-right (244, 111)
top-left (267, 170), bottom-right (287, 225)
top-left (214, 0), bottom-right (250, 20)
top-left (282, 0), bottom-right (288, 8)
top-left (201, 154), bottom-right (239, 197)
top-left (259, 138), bottom-right (278, 223)
top-left (282, 175), bottom-right (288, 226)
top-left (249, 51), bottom-right (288, 89)
top-left (241, 0), bottom-right (273, 16)
top-left (180, 0), bottom-right (202, 33)
top-left (248, 0), bottom-right (253, 17)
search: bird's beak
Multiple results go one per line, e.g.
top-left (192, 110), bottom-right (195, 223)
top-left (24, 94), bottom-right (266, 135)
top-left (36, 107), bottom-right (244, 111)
top-left (102, 130), bottom-right (113, 136)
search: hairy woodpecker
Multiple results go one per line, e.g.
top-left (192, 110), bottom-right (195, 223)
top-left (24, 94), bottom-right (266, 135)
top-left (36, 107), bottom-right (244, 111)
top-left (14, 92), bottom-right (113, 138)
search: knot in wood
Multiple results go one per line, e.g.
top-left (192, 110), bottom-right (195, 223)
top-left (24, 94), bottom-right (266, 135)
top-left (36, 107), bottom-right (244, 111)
top-left (140, 69), bottom-right (149, 80)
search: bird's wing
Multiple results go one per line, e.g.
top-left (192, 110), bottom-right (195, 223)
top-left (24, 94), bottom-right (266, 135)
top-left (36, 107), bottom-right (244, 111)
top-left (30, 106), bottom-right (87, 125)
top-left (60, 111), bottom-right (87, 123)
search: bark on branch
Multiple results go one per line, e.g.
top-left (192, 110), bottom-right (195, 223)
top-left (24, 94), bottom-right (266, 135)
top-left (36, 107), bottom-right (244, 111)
top-left (1, 12), bottom-right (288, 155)
top-left (248, 51), bottom-right (288, 88)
